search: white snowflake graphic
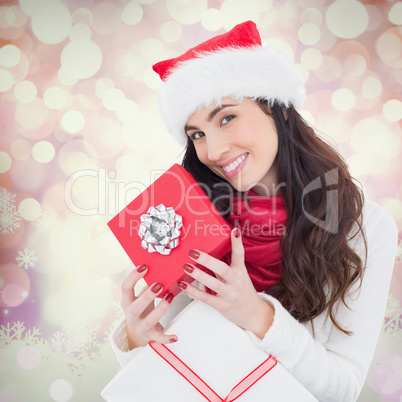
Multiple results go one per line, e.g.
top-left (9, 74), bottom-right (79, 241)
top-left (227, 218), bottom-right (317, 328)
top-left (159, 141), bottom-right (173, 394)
top-left (36, 209), bottom-right (61, 234)
top-left (16, 248), bottom-right (38, 270)
top-left (0, 187), bottom-right (21, 235)
top-left (395, 239), bottom-right (402, 264)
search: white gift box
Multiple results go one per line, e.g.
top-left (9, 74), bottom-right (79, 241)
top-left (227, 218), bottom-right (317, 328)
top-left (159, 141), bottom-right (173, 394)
top-left (102, 300), bottom-right (318, 402)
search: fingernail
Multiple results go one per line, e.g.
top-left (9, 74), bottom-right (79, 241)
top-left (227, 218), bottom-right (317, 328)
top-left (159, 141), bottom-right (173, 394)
top-left (189, 249), bottom-right (200, 259)
top-left (178, 282), bottom-right (187, 290)
top-left (170, 338), bottom-right (177, 343)
top-left (234, 228), bottom-right (241, 238)
top-left (165, 293), bottom-right (174, 303)
top-left (183, 264), bottom-right (194, 274)
top-left (137, 264), bottom-right (147, 273)
top-left (151, 283), bottom-right (162, 293)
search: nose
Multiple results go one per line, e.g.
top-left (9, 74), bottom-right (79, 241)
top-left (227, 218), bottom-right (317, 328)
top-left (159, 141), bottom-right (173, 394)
top-left (206, 131), bottom-right (230, 162)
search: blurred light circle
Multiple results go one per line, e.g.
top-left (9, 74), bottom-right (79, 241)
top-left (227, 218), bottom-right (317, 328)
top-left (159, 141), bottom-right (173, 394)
top-left (32, 141), bottom-right (55, 164)
top-left (326, 0), bottom-right (369, 39)
top-left (220, 0), bottom-right (271, 29)
top-left (300, 48), bottom-right (322, 70)
top-left (388, 2), bottom-right (402, 25)
top-left (331, 88), bottom-right (355, 111)
top-left (14, 80), bottom-right (37, 103)
top-left (201, 8), bottom-right (223, 31)
top-left (0, 69), bottom-right (13, 92)
top-left (115, 152), bottom-right (146, 180)
top-left (298, 23), bottom-right (320, 46)
top-left (84, 117), bottom-right (124, 159)
top-left (300, 7), bottom-right (323, 26)
top-left (43, 86), bottom-right (67, 110)
top-left (0, 44), bottom-right (21, 67)
top-left (362, 76), bottom-right (382, 99)
top-left (92, 2), bottom-right (121, 35)
top-left (143, 67), bottom-right (160, 89)
top-left (347, 153), bottom-right (372, 177)
top-left (365, 5), bottom-right (382, 32)
top-left (95, 77), bottom-right (115, 98)
top-left (57, 68), bottom-right (78, 86)
top-left (102, 88), bottom-right (126, 111)
top-left (351, 118), bottom-right (401, 160)
top-left (61, 110), bottom-right (85, 134)
top-left (11, 139), bottom-right (31, 161)
top-left (315, 55), bottom-right (341, 82)
top-left (167, 0), bottom-right (208, 24)
top-left (115, 51), bottom-right (138, 76)
top-left (0, 152), bottom-right (12, 173)
top-left (58, 140), bottom-right (96, 176)
top-left (0, 264), bottom-right (30, 308)
top-left (116, 99), bottom-right (139, 123)
top-left (265, 38), bottom-right (295, 61)
top-left (121, 2), bottom-right (143, 25)
top-left (18, 198), bottom-right (41, 221)
top-left (31, 3), bottom-right (72, 44)
top-left (140, 38), bottom-right (165, 62)
top-left (9, 5), bottom-right (28, 27)
top-left (324, 117), bottom-right (351, 143)
top-left (61, 40), bottom-right (102, 80)
top-left (344, 54), bottom-right (367, 77)
top-left (17, 346), bottom-right (41, 370)
top-left (160, 20), bottom-right (182, 42)
top-left (71, 7), bottom-right (94, 25)
top-left (69, 23), bottom-right (91, 41)
top-left (19, 0), bottom-right (48, 17)
top-left (49, 379), bottom-right (74, 402)
top-left (383, 100), bottom-right (402, 122)
top-left (15, 98), bottom-right (49, 130)
top-left (299, 110), bottom-right (314, 126)
top-left (0, 6), bottom-right (11, 28)
top-left (375, 30), bottom-right (402, 68)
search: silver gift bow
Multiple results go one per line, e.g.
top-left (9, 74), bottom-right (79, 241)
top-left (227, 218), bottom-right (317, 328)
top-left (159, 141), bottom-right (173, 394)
top-left (138, 204), bottom-right (183, 255)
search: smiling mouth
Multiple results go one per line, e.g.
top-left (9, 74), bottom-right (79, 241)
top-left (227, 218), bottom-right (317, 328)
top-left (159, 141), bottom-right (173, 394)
top-left (222, 153), bottom-right (248, 173)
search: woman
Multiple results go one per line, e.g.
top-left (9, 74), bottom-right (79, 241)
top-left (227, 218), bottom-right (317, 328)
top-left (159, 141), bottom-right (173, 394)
top-left (111, 21), bottom-right (397, 401)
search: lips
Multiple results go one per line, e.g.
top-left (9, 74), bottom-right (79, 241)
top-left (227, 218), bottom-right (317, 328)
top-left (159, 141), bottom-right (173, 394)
top-left (221, 153), bottom-right (248, 173)
top-left (220, 153), bottom-right (249, 179)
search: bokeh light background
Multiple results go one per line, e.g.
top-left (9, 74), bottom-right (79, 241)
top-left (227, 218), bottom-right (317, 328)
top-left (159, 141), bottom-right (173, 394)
top-left (0, 0), bottom-right (401, 400)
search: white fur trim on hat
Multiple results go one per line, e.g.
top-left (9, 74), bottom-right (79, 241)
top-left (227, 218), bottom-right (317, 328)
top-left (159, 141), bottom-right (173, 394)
top-left (158, 45), bottom-right (305, 147)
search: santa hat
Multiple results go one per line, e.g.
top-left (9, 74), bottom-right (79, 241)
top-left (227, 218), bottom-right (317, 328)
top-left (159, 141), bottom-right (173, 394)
top-left (153, 21), bottom-right (305, 147)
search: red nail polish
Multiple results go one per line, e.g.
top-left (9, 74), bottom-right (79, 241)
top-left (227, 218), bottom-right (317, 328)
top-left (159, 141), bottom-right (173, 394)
top-left (183, 264), bottom-right (194, 274)
top-left (151, 283), bottom-right (162, 293)
top-left (170, 338), bottom-right (177, 343)
top-left (165, 293), bottom-right (174, 303)
top-left (234, 228), bottom-right (241, 238)
top-left (189, 249), bottom-right (200, 259)
top-left (178, 282), bottom-right (187, 290)
top-left (137, 264), bottom-right (147, 273)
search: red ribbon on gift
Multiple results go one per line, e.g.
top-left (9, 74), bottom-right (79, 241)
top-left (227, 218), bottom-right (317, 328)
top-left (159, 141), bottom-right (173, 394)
top-left (149, 341), bottom-right (277, 402)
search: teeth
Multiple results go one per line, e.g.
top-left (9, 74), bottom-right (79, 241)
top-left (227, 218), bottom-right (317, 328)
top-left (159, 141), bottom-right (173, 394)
top-left (222, 154), bottom-right (247, 173)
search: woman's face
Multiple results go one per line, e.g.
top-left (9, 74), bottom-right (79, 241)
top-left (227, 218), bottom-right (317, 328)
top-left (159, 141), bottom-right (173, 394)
top-left (185, 98), bottom-right (279, 195)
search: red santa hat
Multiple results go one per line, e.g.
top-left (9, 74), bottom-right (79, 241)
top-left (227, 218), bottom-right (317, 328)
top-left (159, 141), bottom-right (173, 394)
top-left (153, 21), bottom-right (305, 147)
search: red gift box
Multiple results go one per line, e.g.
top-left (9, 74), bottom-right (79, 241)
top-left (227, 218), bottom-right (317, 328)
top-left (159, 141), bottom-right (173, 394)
top-left (108, 164), bottom-right (231, 297)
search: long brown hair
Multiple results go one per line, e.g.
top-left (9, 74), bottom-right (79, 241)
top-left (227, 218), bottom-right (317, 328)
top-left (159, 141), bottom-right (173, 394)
top-left (182, 100), bottom-right (367, 335)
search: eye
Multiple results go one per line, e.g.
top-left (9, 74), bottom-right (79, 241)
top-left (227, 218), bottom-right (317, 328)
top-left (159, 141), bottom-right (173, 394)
top-left (221, 115), bottom-right (235, 125)
top-left (189, 131), bottom-right (204, 141)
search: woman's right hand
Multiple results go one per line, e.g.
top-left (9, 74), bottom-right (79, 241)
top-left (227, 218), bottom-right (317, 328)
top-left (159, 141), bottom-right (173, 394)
top-left (121, 264), bottom-right (178, 349)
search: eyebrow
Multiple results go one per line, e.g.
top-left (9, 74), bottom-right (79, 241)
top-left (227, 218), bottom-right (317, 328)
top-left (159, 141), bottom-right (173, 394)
top-left (184, 104), bottom-right (237, 133)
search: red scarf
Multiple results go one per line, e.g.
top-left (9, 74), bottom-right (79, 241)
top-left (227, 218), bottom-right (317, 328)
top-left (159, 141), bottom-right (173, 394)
top-left (221, 190), bottom-right (288, 292)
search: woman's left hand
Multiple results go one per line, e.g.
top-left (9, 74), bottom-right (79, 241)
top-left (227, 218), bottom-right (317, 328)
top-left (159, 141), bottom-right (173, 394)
top-left (179, 228), bottom-right (275, 339)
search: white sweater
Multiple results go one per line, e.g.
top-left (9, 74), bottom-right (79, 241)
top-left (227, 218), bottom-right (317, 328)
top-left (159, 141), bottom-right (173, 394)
top-left (110, 200), bottom-right (398, 402)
